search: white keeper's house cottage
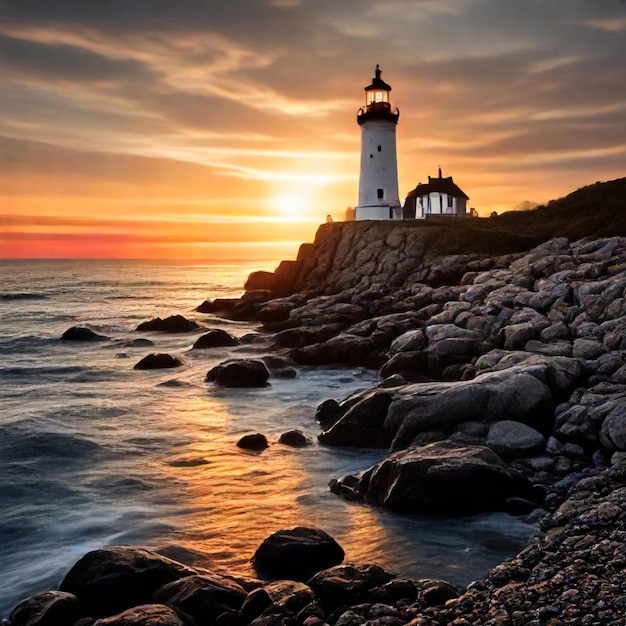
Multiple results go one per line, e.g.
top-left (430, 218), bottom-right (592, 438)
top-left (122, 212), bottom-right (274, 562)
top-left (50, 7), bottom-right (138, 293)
top-left (352, 66), bottom-right (470, 221)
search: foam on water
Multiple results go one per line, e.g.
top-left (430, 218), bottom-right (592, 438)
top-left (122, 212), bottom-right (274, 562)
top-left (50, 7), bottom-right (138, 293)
top-left (0, 259), bottom-right (537, 617)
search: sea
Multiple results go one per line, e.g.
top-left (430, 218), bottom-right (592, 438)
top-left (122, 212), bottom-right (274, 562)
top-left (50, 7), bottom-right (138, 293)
top-left (0, 259), bottom-right (537, 617)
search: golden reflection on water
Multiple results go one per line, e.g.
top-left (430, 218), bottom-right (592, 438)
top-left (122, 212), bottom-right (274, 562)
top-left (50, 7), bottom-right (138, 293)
top-left (153, 390), bottom-right (395, 575)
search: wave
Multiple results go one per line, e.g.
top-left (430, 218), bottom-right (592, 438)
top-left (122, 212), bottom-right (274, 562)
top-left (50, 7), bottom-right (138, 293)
top-left (0, 292), bottom-right (48, 301)
top-left (0, 429), bottom-right (105, 466)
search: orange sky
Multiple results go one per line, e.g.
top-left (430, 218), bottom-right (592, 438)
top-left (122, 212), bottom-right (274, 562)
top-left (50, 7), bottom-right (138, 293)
top-left (1, 1), bottom-right (625, 260)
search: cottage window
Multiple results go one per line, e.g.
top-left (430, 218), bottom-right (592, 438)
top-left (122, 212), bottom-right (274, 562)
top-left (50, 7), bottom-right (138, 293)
top-left (447, 196), bottom-right (454, 208)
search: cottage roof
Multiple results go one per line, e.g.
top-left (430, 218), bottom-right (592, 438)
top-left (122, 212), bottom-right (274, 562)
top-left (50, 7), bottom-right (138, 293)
top-left (406, 172), bottom-right (469, 200)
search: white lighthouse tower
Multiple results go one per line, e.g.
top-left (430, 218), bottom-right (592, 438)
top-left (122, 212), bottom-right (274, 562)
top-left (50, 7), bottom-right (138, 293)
top-left (354, 65), bottom-right (401, 220)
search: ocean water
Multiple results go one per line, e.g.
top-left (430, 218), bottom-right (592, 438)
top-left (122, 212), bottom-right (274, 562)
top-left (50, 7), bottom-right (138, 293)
top-left (0, 259), bottom-right (536, 617)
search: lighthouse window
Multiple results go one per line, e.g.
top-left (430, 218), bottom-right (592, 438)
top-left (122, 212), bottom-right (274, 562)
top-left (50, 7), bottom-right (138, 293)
top-left (377, 145), bottom-right (382, 152)
top-left (377, 188), bottom-right (384, 199)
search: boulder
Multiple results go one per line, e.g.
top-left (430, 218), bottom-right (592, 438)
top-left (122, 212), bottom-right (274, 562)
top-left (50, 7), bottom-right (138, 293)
top-left (241, 580), bottom-right (316, 623)
top-left (152, 573), bottom-right (247, 624)
top-left (9, 590), bottom-right (80, 626)
top-left (191, 329), bottom-right (239, 349)
top-left (136, 315), bottom-right (200, 333)
top-left (486, 420), bottom-right (546, 457)
top-left (279, 430), bottom-right (312, 447)
top-left (383, 367), bottom-right (553, 451)
top-left (315, 399), bottom-right (345, 431)
top-left (252, 527), bottom-right (344, 581)
top-left (237, 433), bottom-right (269, 450)
top-left (59, 547), bottom-right (194, 617)
top-left (196, 298), bottom-right (239, 315)
top-left (92, 604), bottom-right (183, 625)
top-left (272, 323), bottom-right (347, 349)
top-left (133, 353), bottom-right (184, 370)
top-left (206, 359), bottom-right (270, 387)
top-left (388, 329), bottom-right (427, 355)
top-left (291, 334), bottom-right (385, 368)
top-left (318, 393), bottom-right (392, 448)
top-left (332, 441), bottom-right (538, 514)
top-left (61, 326), bottom-right (109, 341)
top-left (307, 564), bottom-right (394, 611)
top-left (600, 402), bottom-right (626, 451)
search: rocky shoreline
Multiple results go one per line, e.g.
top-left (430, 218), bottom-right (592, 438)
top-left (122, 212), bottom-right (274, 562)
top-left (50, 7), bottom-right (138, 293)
top-left (8, 180), bottom-right (626, 625)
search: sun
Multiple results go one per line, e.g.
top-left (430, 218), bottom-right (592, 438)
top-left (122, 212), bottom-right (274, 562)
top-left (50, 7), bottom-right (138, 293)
top-left (274, 194), bottom-right (310, 222)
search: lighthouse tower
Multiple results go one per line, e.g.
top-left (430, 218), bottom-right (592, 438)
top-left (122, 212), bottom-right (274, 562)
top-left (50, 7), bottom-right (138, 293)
top-left (355, 65), bottom-right (401, 220)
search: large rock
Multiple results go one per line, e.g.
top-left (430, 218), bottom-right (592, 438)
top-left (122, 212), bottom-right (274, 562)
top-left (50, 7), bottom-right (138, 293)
top-left (191, 329), bottom-right (239, 349)
top-left (332, 441), bottom-right (538, 514)
top-left (206, 359), bottom-right (270, 387)
top-left (487, 420), bottom-right (546, 457)
top-left (600, 401), bottom-right (626, 451)
top-left (291, 334), bottom-right (385, 368)
top-left (59, 547), bottom-right (194, 617)
top-left (153, 573), bottom-right (247, 624)
top-left (133, 353), bottom-right (185, 370)
top-left (92, 604), bottom-right (183, 625)
top-left (307, 564), bottom-right (393, 611)
top-left (383, 367), bottom-right (554, 451)
top-left (318, 393), bottom-right (393, 447)
top-left (61, 326), bottom-right (109, 341)
top-left (9, 590), bottom-right (80, 626)
top-left (251, 527), bottom-right (344, 581)
top-left (241, 580), bottom-right (316, 623)
top-left (136, 315), bottom-right (200, 333)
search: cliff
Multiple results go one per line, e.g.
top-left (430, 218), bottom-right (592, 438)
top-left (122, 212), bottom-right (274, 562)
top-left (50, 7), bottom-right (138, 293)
top-left (245, 177), bottom-right (626, 297)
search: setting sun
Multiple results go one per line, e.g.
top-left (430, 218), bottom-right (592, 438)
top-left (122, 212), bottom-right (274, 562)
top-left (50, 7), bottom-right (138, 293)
top-left (273, 194), bottom-right (312, 222)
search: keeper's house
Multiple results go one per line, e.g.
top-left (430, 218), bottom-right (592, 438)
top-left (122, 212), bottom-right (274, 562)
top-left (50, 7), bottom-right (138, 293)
top-left (403, 168), bottom-right (469, 219)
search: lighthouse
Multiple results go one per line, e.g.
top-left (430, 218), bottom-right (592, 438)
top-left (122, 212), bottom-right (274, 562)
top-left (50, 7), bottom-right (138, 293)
top-left (354, 65), bottom-right (401, 220)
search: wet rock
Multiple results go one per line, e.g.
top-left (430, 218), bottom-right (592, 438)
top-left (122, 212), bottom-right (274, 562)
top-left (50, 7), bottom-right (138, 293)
top-left (318, 393), bottom-right (392, 448)
top-left (91, 604), bottom-right (182, 625)
top-left (123, 338), bottom-right (155, 348)
top-left (206, 359), bottom-right (270, 387)
top-left (291, 334), bottom-right (385, 369)
top-left (136, 315), bottom-right (200, 333)
top-left (59, 546), bottom-right (194, 617)
top-left (237, 433), bottom-right (269, 450)
top-left (252, 527), bottom-right (344, 581)
top-left (315, 399), bottom-right (345, 431)
top-left (486, 420), bottom-right (546, 457)
top-left (133, 353), bottom-right (184, 370)
top-left (196, 298), bottom-right (239, 315)
top-left (334, 441), bottom-right (537, 514)
top-left (308, 564), bottom-right (394, 611)
top-left (9, 590), bottom-right (80, 626)
top-left (191, 329), bottom-right (239, 349)
top-left (153, 573), bottom-right (247, 624)
top-left (61, 326), bottom-right (109, 341)
top-left (262, 355), bottom-right (298, 379)
top-left (242, 581), bottom-right (316, 623)
top-left (279, 430), bottom-right (312, 447)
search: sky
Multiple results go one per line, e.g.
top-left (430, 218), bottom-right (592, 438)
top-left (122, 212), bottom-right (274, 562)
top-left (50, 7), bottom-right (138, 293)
top-left (1, 0), bottom-right (625, 260)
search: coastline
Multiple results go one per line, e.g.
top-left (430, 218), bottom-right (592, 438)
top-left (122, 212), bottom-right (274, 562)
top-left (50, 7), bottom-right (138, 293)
top-left (7, 179), bottom-right (626, 625)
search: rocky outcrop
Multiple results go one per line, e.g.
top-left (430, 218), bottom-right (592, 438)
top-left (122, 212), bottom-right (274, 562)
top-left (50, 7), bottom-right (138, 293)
top-left (330, 441), bottom-right (539, 515)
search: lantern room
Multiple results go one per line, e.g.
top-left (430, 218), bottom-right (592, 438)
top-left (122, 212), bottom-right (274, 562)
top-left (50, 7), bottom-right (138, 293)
top-left (365, 64), bottom-right (391, 106)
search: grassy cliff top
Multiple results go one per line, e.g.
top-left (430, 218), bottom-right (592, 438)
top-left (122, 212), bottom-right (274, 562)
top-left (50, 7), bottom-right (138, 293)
top-left (370, 177), bottom-right (626, 258)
